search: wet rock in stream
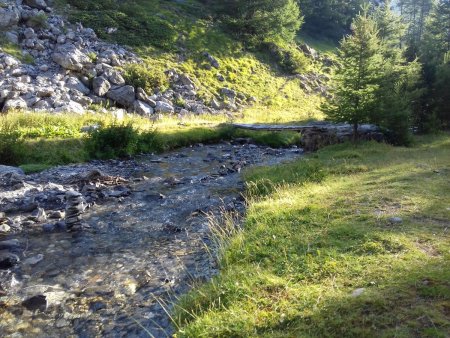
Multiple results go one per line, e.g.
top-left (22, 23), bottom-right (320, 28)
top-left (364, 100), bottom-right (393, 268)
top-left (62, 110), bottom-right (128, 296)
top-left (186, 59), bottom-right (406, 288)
top-left (0, 142), bottom-right (302, 337)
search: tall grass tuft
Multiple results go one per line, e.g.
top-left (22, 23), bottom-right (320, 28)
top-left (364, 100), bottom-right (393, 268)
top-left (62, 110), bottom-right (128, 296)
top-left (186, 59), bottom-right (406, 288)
top-left (0, 117), bottom-right (25, 165)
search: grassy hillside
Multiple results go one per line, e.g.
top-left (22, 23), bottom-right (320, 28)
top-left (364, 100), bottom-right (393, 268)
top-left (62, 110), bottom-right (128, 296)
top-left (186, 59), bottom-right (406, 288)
top-left (55, 0), bottom-right (326, 117)
top-left (175, 134), bottom-right (450, 337)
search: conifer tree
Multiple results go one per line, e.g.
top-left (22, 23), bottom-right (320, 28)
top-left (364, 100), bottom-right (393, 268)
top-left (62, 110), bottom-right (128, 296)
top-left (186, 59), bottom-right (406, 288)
top-left (421, 0), bottom-right (450, 128)
top-left (372, 1), bottom-right (421, 144)
top-left (324, 9), bottom-right (383, 141)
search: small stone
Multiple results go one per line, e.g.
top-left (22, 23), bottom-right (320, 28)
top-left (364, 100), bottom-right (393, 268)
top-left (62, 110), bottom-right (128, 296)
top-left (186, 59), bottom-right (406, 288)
top-left (23, 254), bottom-right (44, 266)
top-left (89, 301), bottom-right (106, 312)
top-left (0, 252), bottom-right (20, 269)
top-left (22, 295), bottom-right (47, 312)
top-left (388, 217), bottom-right (403, 225)
top-left (30, 208), bottom-right (47, 222)
top-left (351, 288), bottom-right (365, 297)
top-left (0, 239), bottom-right (20, 251)
top-left (55, 319), bottom-right (70, 328)
top-left (0, 224), bottom-right (11, 233)
top-left (48, 210), bottom-right (65, 219)
top-left (42, 223), bottom-right (56, 232)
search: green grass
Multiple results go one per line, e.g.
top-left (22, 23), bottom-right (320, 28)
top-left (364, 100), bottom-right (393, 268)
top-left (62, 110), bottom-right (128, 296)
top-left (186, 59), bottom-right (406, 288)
top-left (297, 32), bottom-right (339, 54)
top-left (174, 134), bottom-right (450, 337)
top-left (0, 110), bottom-right (319, 170)
top-left (0, 41), bottom-right (34, 64)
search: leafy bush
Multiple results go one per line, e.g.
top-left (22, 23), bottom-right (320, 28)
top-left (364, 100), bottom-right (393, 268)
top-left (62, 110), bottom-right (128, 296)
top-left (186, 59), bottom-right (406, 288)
top-left (214, 0), bottom-right (302, 45)
top-left (137, 128), bottom-right (164, 153)
top-left (263, 42), bottom-right (310, 74)
top-left (28, 13), bottom-right (48, 28)
top-left (85, 123), bottom-right (139, 159)
top-left (123, 64), bottom-right (169, 94)
top-left (0, 120), bottom-right (24, 165)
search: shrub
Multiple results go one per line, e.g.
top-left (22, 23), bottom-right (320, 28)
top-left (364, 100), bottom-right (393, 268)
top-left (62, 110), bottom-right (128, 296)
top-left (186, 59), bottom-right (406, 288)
top-left (85, 123), bottom-right (139, 159)
top-left (215, 0), bottom-right (302, 45)
top-left (123, 64), bottom-right (169, 94)
top-left (28, 13), bottom-right (48, 29)
top-left (0, 120), bottom-right (25, 165)
top-left (137, 128), bottom-right (164, 153)
top-left (263, 42), bottom-right (310, 74)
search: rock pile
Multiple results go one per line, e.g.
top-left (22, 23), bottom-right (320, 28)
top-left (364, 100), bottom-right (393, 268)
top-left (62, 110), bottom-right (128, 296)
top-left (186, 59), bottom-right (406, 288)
top-left (296, 73), bottom-right (331, 98)
top-left (0, 0), bottom-right (248, 116)
top-left (64, 190), bottom-right (85, 231)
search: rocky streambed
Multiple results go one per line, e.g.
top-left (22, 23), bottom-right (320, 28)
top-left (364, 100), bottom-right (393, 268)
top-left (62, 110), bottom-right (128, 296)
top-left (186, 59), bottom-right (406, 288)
top-left (0, 141), bottom-right (303, 337)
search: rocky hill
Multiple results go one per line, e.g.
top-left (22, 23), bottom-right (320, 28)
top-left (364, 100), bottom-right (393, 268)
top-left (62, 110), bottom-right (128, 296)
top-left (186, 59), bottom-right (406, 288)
top-left (0, 0), bottom-right (331, 118)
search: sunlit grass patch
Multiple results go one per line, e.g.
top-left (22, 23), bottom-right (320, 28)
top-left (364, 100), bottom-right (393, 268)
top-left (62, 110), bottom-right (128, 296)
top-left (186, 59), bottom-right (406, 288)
top-left (175, 134), bottom-right (450, 337)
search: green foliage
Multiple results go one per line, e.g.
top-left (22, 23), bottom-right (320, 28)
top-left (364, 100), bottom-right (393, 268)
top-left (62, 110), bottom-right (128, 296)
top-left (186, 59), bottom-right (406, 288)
top-left (63, 0), bottom-right (178, 48)
top-left (0, 119), bottom-right (24, 165)
top-left (27, 13), bottom-right (48, 28)
top-left (85, 123), bottom-right (139, 159)
top-left (398, 0), bottom-right (434, 59)
top-left (215, 0), bottom-right (302, 45)
top-left (0, 40), bottom-right (34, 64)
top-left (432, 62), bottom-right (450, 128)
top-left (262, 42), bottom-right (310, 74)
top-left (296, 0), bottom-right (365, 39)
top-left (325, 7), bottom-right (421, 145)
top-left (123, 64), bottom-right (169, 93)
top-left (324, 9), bottom-right (382, 139)
top-left (419, 0), bottom-right (450, 129)
top-left (371, 3), bottom-right (421, 145)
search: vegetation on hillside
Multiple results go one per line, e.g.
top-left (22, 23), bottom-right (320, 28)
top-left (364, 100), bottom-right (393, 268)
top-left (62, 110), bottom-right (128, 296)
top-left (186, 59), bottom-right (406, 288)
top-left (175, 134), bottom-right (450, 337)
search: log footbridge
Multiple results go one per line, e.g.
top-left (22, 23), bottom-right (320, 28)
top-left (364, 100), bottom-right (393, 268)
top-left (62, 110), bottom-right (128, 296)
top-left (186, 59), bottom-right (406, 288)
top-left (231, 122), bottom-right (384, 151)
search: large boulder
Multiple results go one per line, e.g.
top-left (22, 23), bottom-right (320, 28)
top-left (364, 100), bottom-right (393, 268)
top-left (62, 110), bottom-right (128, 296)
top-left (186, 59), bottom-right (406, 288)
top-left (92, 76), bottom-right (111, 97)
top-left (103, 68), bottom-right (125, 86)
top-left (53, 101), bottom-right (85, 114)
top-left (0, 165), bottom-right (24, 177)
top-left (203, 52), bottom-right (220, 68)
top-left (155, 101), bottom-right (174, 114)
top-left (179, 74), bottom-right (196, 88)
top-left (106, 85), bottom-right (135, 107)
top-left (65, 77), bottom-right (90, 95)
top-left (23, 0), bottom-right (48, 11)
top-left (52, 44), bottom-right (90, 71)
top-left (133, 100), bottom-right (154, 116)
top-left (2, 98), bottom-right (27, 112)
top-left (0, 7), bottom-right (20, 28)
top-left (136, 88), bottom-right (156, 107)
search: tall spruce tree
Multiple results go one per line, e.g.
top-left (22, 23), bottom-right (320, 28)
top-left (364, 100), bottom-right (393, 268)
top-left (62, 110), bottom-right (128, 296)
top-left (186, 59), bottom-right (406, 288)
top-left (397, 0), bottom-right (434, 59)
top-left (372, 0), bottom-right (421, 144)
top-left (324, 9), bottom-right (383, 141)
top-left (421, 0), bottom-right (450, 128)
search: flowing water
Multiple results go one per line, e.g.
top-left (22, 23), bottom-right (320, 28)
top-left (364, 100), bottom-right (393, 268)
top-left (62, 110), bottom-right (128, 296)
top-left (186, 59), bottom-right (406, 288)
top-left (0, 142), bottom-right (302, 337)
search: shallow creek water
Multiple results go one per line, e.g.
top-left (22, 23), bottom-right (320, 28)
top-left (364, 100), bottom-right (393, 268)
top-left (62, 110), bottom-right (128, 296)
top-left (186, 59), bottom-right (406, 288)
top-left (0, 142), bottom-right (302, 337)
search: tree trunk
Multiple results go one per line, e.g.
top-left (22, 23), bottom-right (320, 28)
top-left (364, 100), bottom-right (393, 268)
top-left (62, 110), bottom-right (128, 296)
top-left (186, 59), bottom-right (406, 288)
top-left (353, 122), bottom-right (358, 143)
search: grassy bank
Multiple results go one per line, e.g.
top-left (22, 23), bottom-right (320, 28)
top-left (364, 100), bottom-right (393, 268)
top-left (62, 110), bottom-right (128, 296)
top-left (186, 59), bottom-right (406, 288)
top-left (175, 134), bottom-right (450, 337)
top-left (0, 109), bottom-right (317, 173)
